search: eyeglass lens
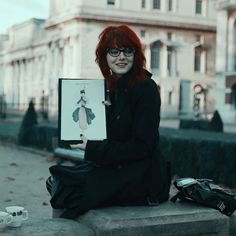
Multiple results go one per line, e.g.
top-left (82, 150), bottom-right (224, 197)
top-left (108, 48), bottom-right (135, 57)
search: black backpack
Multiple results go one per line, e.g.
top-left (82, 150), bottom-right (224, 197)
top-left (171, 178), bottom-right (236, 216)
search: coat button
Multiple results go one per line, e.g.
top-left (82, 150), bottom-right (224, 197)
top-left (116, 115), bottom-right (120, 120)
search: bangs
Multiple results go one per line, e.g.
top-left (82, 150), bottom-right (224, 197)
top-left (105, 30), bottom-right (135, 49)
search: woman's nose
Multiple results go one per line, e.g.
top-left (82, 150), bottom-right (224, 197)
top-left (118, 52), bottom-right (125, 59)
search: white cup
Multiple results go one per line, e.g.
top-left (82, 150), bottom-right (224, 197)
top-left (0, 211), bottom-right (13, 231)
top-left (5, 206), bottom-right (28, 227)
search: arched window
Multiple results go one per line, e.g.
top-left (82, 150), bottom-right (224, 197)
top-left (151, 41), bottom-right (162, 75)
top-left (194, 45), bottom-right (205, 73)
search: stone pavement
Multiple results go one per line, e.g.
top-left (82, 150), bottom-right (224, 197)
top-left (0, 142), bottom-right (53, 221)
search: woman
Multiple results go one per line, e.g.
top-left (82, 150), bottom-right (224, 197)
top-left (46, 25), bottom-right (170, 219)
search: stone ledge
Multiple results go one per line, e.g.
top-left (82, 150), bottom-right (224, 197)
top-left (230, 213), bottom-right (236, 236)
top-left (2, 202), bottom-right (234, 236)
top-left (78, 201), bottom-right (230, 236)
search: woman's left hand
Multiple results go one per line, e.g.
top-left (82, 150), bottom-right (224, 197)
top-left (70, 134), bottom-right (87, 150)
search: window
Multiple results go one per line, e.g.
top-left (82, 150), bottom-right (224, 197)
top-left (168, 0), bottom-right (173, 11)
top-left (168, 91), bottom-right (172, 105)
top-left (107, 0), bottom-right (115, 5)
top-left (167, 32), bottom-right (172, 40)
top-left (141, 0), bottom-right (146, 8)
top-left (140, 30), bottom-right (146, 38)
top-left (195, 0), bottom-right (202, 15)
top-left (153, 0), bottom-right (161, 10)
top-left (196, 35), bottom-right (201, 42)
top-left (194, 48), bottom-right (201, 72)
top-left (151, 41), bottom-right (162, 75)
top-left (167, 47), bottom-right (173, 76)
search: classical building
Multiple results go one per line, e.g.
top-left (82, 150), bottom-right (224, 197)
top-left (0, 0), bottom-right (217, 119)
top-left (216, 0), bottom-right (236, 123)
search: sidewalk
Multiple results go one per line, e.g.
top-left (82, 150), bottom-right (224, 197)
top-left (0, 142), bottom-right (53, 221)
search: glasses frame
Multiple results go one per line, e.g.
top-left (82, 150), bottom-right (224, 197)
top-left (106, 47), bottom-right (135, 57)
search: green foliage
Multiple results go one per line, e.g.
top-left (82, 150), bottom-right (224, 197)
top-left (160, 128), bottom-right (236, 188)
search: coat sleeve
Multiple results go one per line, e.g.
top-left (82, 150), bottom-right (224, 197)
top-left (84, 79), bottom-right (161, 166)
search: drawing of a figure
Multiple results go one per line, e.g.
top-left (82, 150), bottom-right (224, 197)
top-left (72, 89), bottom-right (95, 131)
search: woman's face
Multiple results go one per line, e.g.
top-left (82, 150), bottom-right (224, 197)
top-left (106, 47), bottom-right (134, 77)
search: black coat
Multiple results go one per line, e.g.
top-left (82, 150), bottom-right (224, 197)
top-left (49, 72), bottom-right (170, 219)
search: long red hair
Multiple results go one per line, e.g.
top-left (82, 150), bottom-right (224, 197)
top-left (95, 25), bottom-right (146, 90)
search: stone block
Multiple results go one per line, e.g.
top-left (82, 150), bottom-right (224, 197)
top-left (230, 213), bottom-right (236, 236)
top-left (78, 201), bottom-right (229, 236)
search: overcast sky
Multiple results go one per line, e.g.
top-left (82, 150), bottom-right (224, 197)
top-left (0, 0), bottom-right (49, 34)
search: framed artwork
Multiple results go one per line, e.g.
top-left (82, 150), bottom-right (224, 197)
top-left (58, 78), bottom-right (107, 146)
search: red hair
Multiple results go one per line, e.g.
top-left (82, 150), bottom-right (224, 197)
top-left (95, 25), bottom-right (146, 90)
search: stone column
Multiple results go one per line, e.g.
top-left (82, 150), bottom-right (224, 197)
top-left (145, 44), bottom-right (151, 71)
top-left (216, 9), bottom-right (228, 72)
top-left (5, 62), bottom-right (14, 108)
top-left (216, 8), bottom-right (228, 113)
top-left (72, 34), bottom-right (80, 77)
top-left (13, 61), bottom-right (20, 109)
top-left (27, 58), bottom-right (33, 103)
top-left (146, 0), bottom-right (151, 10)
top-left (45, 42), bottom-right (53, 95)
top-left (58, 39), bottom-right (64, 78)
top-left (227, 13), bottom-right (236, 71)
top-left (63, 39), bottom-right (69, 76)
top-left (162, 44), bottom-right (168, 77)
top-left (0, 64), bottom-right (4, 94)
top-left (19, 60), bottom-right (26, 110)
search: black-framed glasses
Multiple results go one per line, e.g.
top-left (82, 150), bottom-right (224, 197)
top-left (107, 48), bottom-right (135, 57)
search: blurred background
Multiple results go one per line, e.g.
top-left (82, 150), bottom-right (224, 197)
top-left (0, 0), bottom-right (235, 125)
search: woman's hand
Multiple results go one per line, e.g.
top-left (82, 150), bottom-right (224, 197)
top-left (70, 134), bottom-right (87, 150)
top-left (102, 100), bottom-right (111, 106)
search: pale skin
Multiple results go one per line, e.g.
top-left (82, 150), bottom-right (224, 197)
top-left (70, 49), bottom-right (134, 150)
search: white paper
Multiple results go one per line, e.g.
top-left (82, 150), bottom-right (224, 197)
top-left (60, 79), bottom-right (107, 141)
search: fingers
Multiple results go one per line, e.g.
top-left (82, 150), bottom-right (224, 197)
top-left (70, 134), bottom-right (87, 150)
top-left (70, 144), bottom-right (81, 149)
top-left (102, 100), bottom-right (111, 106)
top-left (80, 134), bottom-right (87, 142)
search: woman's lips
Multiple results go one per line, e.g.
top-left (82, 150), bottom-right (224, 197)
top-left (116, 63), bottom-right (127, 67)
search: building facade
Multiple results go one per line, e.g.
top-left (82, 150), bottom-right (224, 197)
top-left (0, 0), bottom-right (217, 119)
top-left (216, 0), bottom-right (236, 123)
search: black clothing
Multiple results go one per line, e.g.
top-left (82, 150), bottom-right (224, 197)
top-left (48, 72), bottom-right (170, 219)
